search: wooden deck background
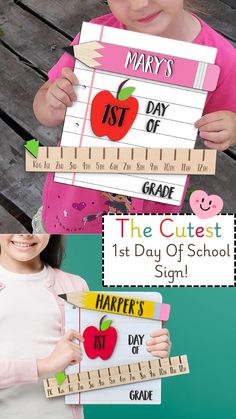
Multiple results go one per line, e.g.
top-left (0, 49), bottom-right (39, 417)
top-left (0, 0), bottom-right (236, 232)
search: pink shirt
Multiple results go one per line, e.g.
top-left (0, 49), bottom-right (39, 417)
top-left (42, 13), bottom-right (236, 234)
top-left (0, 265), bottom-right (88, 419)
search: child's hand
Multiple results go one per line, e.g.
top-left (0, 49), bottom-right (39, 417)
top-left (45, 67), bottom-right (79, 114)
top-left (146, 329), bottom-right (171, 358)
top-left (195, 111), bottom-right (236, 151)
top-left (37, 329), bottom-right (83, 377)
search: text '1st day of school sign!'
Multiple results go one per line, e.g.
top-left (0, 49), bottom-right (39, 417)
top-left (54, 22), bottom-right (219, 206)
top-left (43, 292), bottom-right (189, 404)
top-left (102, 214), bottom-right (236, 287)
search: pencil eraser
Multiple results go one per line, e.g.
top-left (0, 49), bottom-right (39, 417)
top-left (203, 64), bottom-right (220, 92)
top-left (160, 303), bottom-right (171, 322)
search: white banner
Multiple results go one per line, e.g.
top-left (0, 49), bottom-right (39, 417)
top-left (103, 214), bottom-right (235, 286)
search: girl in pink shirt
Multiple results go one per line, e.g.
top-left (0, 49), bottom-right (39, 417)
top-left (33, 0), bottom-right (236, 234)
top-left (0, 234), bottom-right (171, 418)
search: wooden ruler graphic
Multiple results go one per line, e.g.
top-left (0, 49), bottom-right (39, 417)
top-left (25, 147), bottom-right (216, 175)
top-left (44, 355), bottom-right (189, 399)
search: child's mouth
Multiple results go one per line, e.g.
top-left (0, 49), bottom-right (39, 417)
top-left (136, 11), bottom-right (161, 24)
top-left (11, 241), bottom-right (37, 250)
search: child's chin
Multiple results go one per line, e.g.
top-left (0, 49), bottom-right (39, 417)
top-left (130, 22), bottom-right (166, 36)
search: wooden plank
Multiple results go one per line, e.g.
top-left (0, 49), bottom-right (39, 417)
top-left (19, 0), bottom-right (109, 38)
top-left (0, 43), bottom-right (61, 145)
top-left (0, 119), bottom-right (46, 219)
top-left (182, 139), bottom-right (236, 213)
top-left (220, 0), bottom-right (236, 8)
top-left (0, 206), bottom-right (29, 233)
top-left (0, 0), bottom-right (70, 73)
top-left (198, 0), bottom-right (236, 45)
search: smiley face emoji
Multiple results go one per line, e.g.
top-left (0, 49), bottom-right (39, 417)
top-left (190, 190), bottom-right (224, 219)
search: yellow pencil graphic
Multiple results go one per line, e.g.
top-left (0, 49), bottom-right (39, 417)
top-left (59, 291), bottom-right (170, 321)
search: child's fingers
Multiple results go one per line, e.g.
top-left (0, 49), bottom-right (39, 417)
top-left (47, 92), bottom-right (67, 110)
top-left (72, 331), bottom-right (85, 343)
top-left (70, 352), bottom-right (83, 364)
top-left (70, 344), bottom-right (83, 364)
top-left (198, 120), bottom-right (227, 133)
top-left (56, 78), bottom-right (77, 102)
top-left (147, 334), bottom-right (170, 347)
top-left (148, 350), bottom-right (169, 358)
top-left (195, 112), bottom-right (224, 129)
top-left (52, 88), bottom-right (73, 107)
top-left (147, 341), bottom-right (170, 352)
top-left (71, 342), bottom-right (83, 351)
top-left (64, 329), bottom-right (77, 340)
top-left (61, 67), bottom-right (79, 85)
top-left (199, 130), bottom-right (228, 144)
top-left (203, 140), bottom-right (229, 151)
top-left (150, 328), bottom-right (169, 338)
top-left (71, 343), bottom-right (83, 359)
top-left (64, 329), bottom-right (84, 342)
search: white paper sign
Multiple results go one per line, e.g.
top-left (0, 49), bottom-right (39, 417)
top-left (65, 292), bottom-right (162, 404)
top-left (54, 22), bottom-right (217, 206)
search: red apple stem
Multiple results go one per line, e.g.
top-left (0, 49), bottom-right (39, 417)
top-left (99, 315), bottom-right (107, 331)
top-left (117, 79), bottom-right (130, 99)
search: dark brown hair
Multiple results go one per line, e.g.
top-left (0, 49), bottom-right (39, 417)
top-left (40, 235), bottom-right (65, 269)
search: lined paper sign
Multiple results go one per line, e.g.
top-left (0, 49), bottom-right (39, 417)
top-left (54, 22), bottom-right (218, 205)
top-left (65, 292), bottom-right (162, 405)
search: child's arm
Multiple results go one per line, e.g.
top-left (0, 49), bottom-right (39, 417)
top-left (0, 330), bottom-right (83, 389)
top-left (0, 358), bottom-right (38, 389)
top-left (146, 328), bottom-right (171, 358)
top-left (195, 111), bottom-right (236, 151)
top-left (33, 68), bottom-right (79, 128)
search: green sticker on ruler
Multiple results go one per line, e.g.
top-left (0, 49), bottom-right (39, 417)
top-left (55, 371), bottom-right (66, 385)
top-left (24, 139), bottom-right (39, 158)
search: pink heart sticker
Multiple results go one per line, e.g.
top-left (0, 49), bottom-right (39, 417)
top-left (190, 190), bottom-right (224, 219)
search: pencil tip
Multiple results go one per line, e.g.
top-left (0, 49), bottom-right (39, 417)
top-left (64, 46), bottom-right (74, 57)
top-left (58, 293), bottom-right (67, 301)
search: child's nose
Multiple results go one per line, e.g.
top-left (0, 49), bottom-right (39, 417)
top-left (129, 0), bottom-right (149, 12)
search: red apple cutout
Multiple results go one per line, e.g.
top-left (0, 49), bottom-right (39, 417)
top-left (83, 316), bottom-right (117, 360)
top-left (91, 79), bottom-right (139, 141)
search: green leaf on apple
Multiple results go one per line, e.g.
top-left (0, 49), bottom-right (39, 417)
top-left (118, 87), bottom-right (135, 101)
top-left (100, 319), bottom-right (112, 331)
